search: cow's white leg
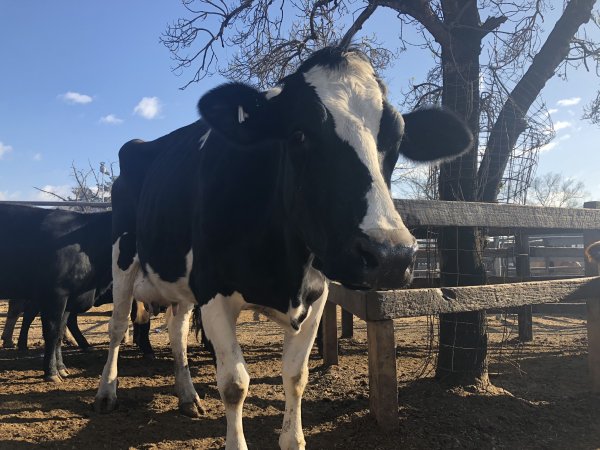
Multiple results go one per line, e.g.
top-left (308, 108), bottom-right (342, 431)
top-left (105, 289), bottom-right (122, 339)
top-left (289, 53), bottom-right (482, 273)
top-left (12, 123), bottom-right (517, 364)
top-left (279, 287), bottom-right (327, 450)
top-left (167, 302), bottom-right (204, 417)
top-left (94, 239), bottom-right (137, 413)
top-left (201, 294), bottom-right (249, 450)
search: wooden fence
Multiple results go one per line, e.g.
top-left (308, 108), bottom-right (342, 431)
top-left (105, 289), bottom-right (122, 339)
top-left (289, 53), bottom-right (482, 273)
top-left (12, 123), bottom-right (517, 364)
top-left (5, 200), bottom-right (600, 429)
top-left (322, 200), bottom-right (600, 430)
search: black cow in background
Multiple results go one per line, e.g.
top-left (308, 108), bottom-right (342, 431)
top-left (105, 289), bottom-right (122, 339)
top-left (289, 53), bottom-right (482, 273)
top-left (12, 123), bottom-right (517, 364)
top-left (0, 204), bottom-right (112, 381)
top-left (1, 291), bottom-right (157, 358)
top-left (1, 298), bottom-right (92, 351)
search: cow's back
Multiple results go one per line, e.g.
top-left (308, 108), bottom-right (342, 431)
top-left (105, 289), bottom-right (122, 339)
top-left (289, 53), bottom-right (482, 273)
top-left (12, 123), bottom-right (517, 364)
top-left (112, 121), bottom-right (209, 272)
top-left (115, 122), bottom-right (206, 205)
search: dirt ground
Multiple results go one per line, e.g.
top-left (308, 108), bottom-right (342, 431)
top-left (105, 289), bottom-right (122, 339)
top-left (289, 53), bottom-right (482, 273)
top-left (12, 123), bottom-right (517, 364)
top-left (0, 301), bottom-right (599, 450)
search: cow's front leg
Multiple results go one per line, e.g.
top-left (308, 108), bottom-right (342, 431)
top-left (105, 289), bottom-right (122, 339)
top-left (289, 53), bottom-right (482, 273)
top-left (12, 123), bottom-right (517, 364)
top-left (279, 289), bottom-right (327, 450)
top-left (201, 295), bottom-right (249, 450)
top-left (95, 239), bottom-right (137, 413)
top-left (168, 302), bottom-right (204, 417)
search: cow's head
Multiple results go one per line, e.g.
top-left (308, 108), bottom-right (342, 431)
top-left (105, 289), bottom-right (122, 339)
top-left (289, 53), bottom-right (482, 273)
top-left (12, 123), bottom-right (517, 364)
top-left (199, 47), bottom-right (472, 290)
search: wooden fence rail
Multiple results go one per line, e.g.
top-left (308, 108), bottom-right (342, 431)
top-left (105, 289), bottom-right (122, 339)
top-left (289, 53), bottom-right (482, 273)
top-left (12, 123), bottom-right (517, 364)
top-left (0, 200), bottom-right (112, 209)
top-left (322, 200), bottom-right (600, 430)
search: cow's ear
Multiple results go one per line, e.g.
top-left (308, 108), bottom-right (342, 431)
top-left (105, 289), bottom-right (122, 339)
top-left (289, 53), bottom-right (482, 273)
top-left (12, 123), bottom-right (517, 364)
top-left (399, 108), bottom-right (473, 162)
top-left (198, 82), bottom-right (277, 145)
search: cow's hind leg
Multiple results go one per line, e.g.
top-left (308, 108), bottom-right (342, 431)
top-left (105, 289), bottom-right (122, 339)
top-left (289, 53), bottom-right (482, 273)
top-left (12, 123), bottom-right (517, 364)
top-left (66, 313), bottom-right (92, 351)
top-left (201, 295), bottom-right (249, 450)
top-left (279, 288), bottom-right (328, 450)
top-left (95, 236), bottom-right (137, 413)
top-left (131, 300), bottom-right (154, 358)
top-left (40, 296), bottom-right (68, 382)
top-left (1, 299), bottom-right (24, 348)
top-left (55, 310), bottom-right (70, 378)
top-left (168, 302), bottom-right (204, 417)
top-left (17, 301), bottom-right (38, 353)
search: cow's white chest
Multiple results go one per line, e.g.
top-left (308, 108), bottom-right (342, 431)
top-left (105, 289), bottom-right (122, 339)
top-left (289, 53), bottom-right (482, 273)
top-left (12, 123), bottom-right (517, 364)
top-left (133, 250), bottom-right (196, 307)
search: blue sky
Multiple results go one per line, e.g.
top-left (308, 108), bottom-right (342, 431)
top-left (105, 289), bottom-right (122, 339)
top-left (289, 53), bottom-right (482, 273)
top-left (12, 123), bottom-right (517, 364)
top-left (0, 2), bottom-right (599, 202)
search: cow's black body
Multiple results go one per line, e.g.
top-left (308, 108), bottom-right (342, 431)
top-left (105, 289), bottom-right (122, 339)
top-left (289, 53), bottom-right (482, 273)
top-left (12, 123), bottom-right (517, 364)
top-left (0, 205), bottom-right (112, 380)
top-left (113, 119), bottom-right (325, 315)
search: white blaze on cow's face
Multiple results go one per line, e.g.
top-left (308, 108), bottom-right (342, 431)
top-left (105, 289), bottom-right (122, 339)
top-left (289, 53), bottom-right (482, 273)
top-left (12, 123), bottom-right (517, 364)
top-left (303, 54), bottom-right (415, 248)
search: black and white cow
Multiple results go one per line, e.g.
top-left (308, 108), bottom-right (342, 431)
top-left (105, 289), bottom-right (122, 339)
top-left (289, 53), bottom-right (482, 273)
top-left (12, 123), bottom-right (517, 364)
top-left (94, 47), bottom-right (472, 449)
top-left (0, 204), bottom-right (112, 381)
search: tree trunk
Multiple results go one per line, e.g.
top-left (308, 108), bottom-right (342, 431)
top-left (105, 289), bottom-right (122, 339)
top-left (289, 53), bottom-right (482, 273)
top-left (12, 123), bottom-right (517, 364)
top-left (477, 0), bottom-right (597, 202)
top-left (435, 0), bottom-right (489, 388)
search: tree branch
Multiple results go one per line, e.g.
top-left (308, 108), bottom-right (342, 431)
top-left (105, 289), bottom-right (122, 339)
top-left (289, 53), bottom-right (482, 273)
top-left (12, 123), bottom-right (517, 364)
top-left (33, 187), bottom-right (69, 202)
top-left (339, 2), bottom-right (379, 49)
top-left (376, 0), bottom-right (451, 47)
top-left (477, 0), bottom-right (597, 202)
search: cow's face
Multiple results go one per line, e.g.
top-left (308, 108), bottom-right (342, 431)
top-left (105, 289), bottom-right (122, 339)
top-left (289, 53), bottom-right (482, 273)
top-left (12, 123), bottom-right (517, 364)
top-left (199, 47), bottom-right (472, 290)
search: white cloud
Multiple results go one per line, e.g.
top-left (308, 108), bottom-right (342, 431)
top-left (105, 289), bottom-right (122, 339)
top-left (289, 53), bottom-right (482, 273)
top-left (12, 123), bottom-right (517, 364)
top-left (558, 134), bottom-right (571, 141)
top-left (35, 184), bottom-right (72, 200)
top-left (547, 108), bottom-right (558, 115)
top-left (100, 114), bottom-right (124, 125)
top-left (0, 142), bottom-right (13, 159)
top-left (0, 191), bottom-right (21, 200)
top-left (539, 142), bottom-right (558, 153)
top-left (33, 152), bottom-right (42, 161)
top-left (556, 97), bottom-right (581, 107)
top-left (133, 97), bottom-right (161, 119)
top-left (553, 120), bottom-right (572, 131)
top-left (60, 91), bottom-right (93, 104)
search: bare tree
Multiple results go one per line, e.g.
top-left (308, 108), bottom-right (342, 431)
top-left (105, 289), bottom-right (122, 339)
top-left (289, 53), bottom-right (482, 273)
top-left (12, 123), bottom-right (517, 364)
top-left (35, 161), bottom-right (117, 211)
top-left (528, 171), bottom-right (589, 207)
top-left (392, 163), bottom-right (438, 200)
top-left (162, 0), bottom-right (599, 388)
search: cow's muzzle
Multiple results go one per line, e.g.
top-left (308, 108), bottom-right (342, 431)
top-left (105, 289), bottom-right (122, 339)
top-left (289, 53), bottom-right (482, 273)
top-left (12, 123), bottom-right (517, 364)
top-left (318, 235), bottom-right (418, 290)
top-left (348, 236), bottom-right (417, 290)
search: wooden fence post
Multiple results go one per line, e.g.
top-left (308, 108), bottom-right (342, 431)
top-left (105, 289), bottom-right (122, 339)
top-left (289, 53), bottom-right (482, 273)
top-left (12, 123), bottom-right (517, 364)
top-left (516, 232), bottom-right (533, 342)
top-left (322, 301), bottom-right (339, 366)
top-left (341, 308), bottom-right (354, 338)
top-left (367, 319), bottom-right (398, 430)
top-left (583, 201), bottom-right (600, 392)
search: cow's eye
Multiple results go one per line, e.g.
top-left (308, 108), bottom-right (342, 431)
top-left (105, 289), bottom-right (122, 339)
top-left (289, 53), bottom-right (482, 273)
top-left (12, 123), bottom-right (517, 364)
top-left (289, 130), bottom-right (305, 145)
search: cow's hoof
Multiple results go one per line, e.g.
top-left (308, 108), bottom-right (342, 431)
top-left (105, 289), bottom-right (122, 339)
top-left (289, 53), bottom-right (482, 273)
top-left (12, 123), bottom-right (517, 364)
top-left (44, 374), bottom-right (63, 383)
top-left (143, 352), bottom-right (155, 361)
top-left (94, 396), bottom-right (118, 414)
top-left (2, 340), bottom-right (15, 349)
top-left (179, 399), bottom-right (205, 418)
top-left (279, 436), bottom-right (306, 450)
top-left (58, 368), bottom-right (70, 378)
top-left (17, 346), bottom-right (28, 355)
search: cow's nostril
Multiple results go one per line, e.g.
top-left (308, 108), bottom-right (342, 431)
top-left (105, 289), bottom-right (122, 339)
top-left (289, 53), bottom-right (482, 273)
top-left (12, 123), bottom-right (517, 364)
top-left (356, 241), bottom-right (379, 269)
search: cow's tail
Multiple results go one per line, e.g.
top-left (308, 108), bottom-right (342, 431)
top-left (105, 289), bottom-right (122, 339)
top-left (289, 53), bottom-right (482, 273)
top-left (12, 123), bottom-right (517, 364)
top-left (192, 305), bottom-right (216, 365)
